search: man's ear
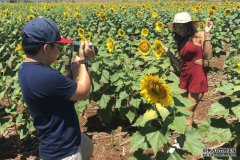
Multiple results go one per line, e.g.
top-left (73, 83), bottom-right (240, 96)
top-left (43, 44), bottom-right (50, 54)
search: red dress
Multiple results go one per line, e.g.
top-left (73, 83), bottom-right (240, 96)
top-left (179, 39), bottom-right (208, 93)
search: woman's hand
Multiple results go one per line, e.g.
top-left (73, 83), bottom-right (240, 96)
top-left (204, 18), bottom-right (213, 33)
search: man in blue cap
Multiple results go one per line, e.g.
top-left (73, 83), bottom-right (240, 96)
top-left (18, 17), bottom-right (94, 160)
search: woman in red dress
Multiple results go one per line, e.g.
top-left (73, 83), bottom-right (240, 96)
top-left (168, 12), bottom-right (213, 126)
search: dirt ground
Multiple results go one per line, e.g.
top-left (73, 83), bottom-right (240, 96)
top-left (0, 55), bottom-right (228, 160)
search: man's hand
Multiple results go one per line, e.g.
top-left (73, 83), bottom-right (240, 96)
top-left (77, 41), bottom-right (95, 61)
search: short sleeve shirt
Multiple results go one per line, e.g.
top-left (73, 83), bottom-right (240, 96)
top-left (18, 62), bottom-right (81, 160)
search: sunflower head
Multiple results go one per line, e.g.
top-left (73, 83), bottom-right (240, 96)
top-left (15, 42), bottom-right (25, 58)
top-left (137, 11), bottom-right (142, 18)
top-left (237, 62), bottom-right (240, 71)
top-left (74, 8), bottom-right (79, 13)
top-left (3, 9), bottom-right (9, 17)
top-left (236, 3), bottom-right (240, 9)
top-left (98, 11), bottom-right (107, 20)
top-left (140, 75), bottom-right (173, 106)
top-left (208, 9), bottom-right (214, 16)
top-left (87, 32), bottom-right (92, 40)
top-left (197, 21), bottom-right (205, 29)
top-left (63, 12), bottom-right (68, 20)
top-left (151, 11), bottom-right (157, 18)
top-left (75, 12), bottom-right (81, 20)
top-left (100, 4), bottom-right (104, 9)
top-left (110, 6), bottom-right (116, 13)
top-left (210, 5), bottom-right (217, 10)
top-left (18, 15), bottom-right (23, 23)
top-left (78, 28), bottom-right (85, 37)
top-left (224, 9), bottom-right (232, 15)
top-left (178, 6), bottom-right (184, 12)
top-left (118, 29), bottom-right (125, 37)
top-left (154, 40), bottom-right (165, 59)
top-left (106, 37), bottom-right (115, 52)
top-left (26, 15), bottom-right (35, 21)
top-left (138, 39), bottom-right (151, 56)
top-left (141, 28), bottom-right (149, 37)
top-left (155, 21), bottom-right (164, 31)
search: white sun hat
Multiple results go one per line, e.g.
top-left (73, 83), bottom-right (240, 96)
top-left (168, 12), bottom-right (199, 31)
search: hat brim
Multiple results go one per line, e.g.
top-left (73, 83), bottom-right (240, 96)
top-left (168, 21), bottom-right (201, 31)
top-left (57, 37), bottom-right (73, 44)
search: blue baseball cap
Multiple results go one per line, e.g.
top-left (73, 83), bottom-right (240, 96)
top-left (21, 17), bottom-right (73, 46)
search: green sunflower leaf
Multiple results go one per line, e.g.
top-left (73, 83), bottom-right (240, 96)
top-left (146, 131), bottom-right (167, 155)
top-left (183, 129), bottom-right (204, 155)
top-left (130, 131), bottom-right (148, 152)
top-left (208, 102), bottom-right (229, 117)
top-left (169, 116), bottom-right (187, 134)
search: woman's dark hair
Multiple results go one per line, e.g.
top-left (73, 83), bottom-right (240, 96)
top-left (173, 22), bottom-right (197, 51)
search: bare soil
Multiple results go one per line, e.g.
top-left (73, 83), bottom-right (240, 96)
top-left (0, 55), bottom-right (229, 160)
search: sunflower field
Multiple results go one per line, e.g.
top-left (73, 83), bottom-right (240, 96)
top-left (0, 0), bottom-right (240, 159)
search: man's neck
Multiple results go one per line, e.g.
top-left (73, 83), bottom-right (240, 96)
top-left (25, 55), bottom-right (47, 65)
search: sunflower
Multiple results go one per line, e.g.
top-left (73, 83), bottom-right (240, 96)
top-left (236, 3), bottom-right (240, 9)
top-left (74, 8), bottom-right (79, 13)
top-left (141, 28), bottom-right (149, 37)
top-left (110, 6), bottom-right (116, 13)
top-left (118, 29), bottom-right (125, 37)
top-left (77, 28), bottom-right (84, 37)
top-left (122, 9), bottom-right (127, 14)
top-left (208, 9), bottom-right (214, 16)
top-left (154, 40), bottom-right (165, 59)
top-left (140, 75), bottom-right (173, 106)
top-left (237, 62), bottom-right (240, 71)
top-left (100, 4), bottom-right (104, 9)
top-left (136, 11), bottom-right (142, 18)
top-left (15, 42), bottom-right (24, 58)
top-left (138, 39), bottom-right (151, 56)
top-left (87, 32), bottom-right (92, 40)
top-left (197, 21), bottom-right (205, 29)
top-left (29, 7), bottom-right (34, 13)
top-left (106, 37), bottom-right (115, 52)
top-left (210, 5), bottom-right (217, 10)
top-left (98, 11), bottom-right (106, 20)
top-left (143, 109), bottom-right (158, 122)
top-left (81, 37), bottom-right (87, 42)
top-left (66, 7), bottom-right (71, 15)
top-left (18, 15), bottom-right (22, 23)
top-left (63, 12), bottom-right (67, 20)
top-left (43, 5), bottom-right (47, 12)
top-left (3, 9), bottom-right (8, 17)
top-left (224, 8), bottom-right (232, 15)
top-left (178, 6), bottom-right (184, 12)
top-left (75, 12), bottom-right (81, 20)
top-left (155, 21), bottom-right (164, 31)
top-left (151, 11), bottom-right (157, 18)
top-left (26, 15), bottom-right (35, 21)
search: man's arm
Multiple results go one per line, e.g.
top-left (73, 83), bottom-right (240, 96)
top-left (70, 42), bottom-right (94, 101)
